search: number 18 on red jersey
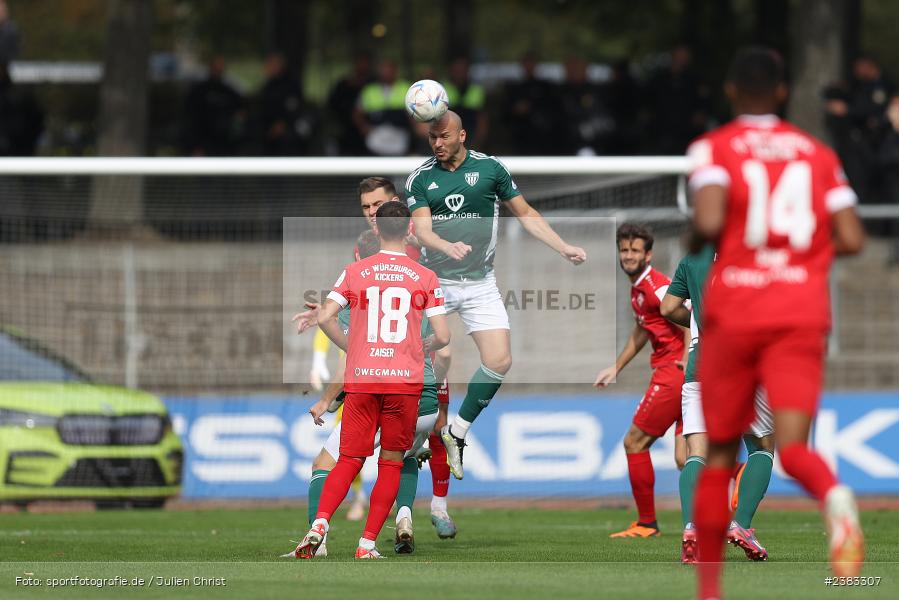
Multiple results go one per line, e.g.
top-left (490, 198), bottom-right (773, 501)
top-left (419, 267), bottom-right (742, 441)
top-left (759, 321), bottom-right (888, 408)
top-left (327, 250), bottom-right (445, 395)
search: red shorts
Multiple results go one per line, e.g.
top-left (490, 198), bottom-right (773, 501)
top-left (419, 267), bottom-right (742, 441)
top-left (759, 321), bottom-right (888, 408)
top-left (699, 326), bottom-right (826, 443)
top-left (339, 392), bottom-right (419, 457)
top-left (632, 362), bottom-right (684, 438)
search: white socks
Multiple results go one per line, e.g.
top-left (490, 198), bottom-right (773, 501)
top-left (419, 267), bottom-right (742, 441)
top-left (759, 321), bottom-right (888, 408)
top-left (431, 496), bottom-right (448, 513)
top-left (396, 506), bottom-right (412, 524)
top-left (312, 518), bottom-right (329, 533)
top-left (358, 537), bottom-right (376, 551)
top-left (451, 416), bottom-right (472, 439)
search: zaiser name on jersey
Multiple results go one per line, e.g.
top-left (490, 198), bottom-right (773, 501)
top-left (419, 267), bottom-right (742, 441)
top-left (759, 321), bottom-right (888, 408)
top-left (328, 250), bottom-right (445, 395)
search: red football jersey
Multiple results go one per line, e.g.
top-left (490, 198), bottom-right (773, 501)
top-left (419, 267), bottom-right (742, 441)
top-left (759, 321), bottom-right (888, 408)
top-left (328, 250), bottom-right (445, 394)
top-left (631, 266), bottom-right (685, 369)
top-left (688, 114), bottom-right (857, 331)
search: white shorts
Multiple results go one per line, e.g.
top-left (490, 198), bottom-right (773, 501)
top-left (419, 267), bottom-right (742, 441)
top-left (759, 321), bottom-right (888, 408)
top-left (322, 412), bottom-right (438, 461)
top-left (681, 381), bottom-right (774, 438)
top-left (439, 271), bottom-right (510, 334)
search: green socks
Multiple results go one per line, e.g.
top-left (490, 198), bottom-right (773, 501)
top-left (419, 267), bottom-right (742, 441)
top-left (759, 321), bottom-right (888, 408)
top-left (679, 455), bottom-right (705, 527)
top-left (396, 457), bottom-right (419, 513)
top-left (456, 365), bottom-right (505, 426)
top-left (734, 448), bottom-right (774, 528)
top-left (676, 437), bottom-right (772, 529)
top-left (308, 469), bottom-right (329, 525)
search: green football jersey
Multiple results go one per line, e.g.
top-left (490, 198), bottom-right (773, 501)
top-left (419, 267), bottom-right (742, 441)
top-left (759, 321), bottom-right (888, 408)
top-left (333, 306), bottom-right (437, 416)
top-left (406, 149), bottom-right (521, 280)
top-left (667, 244), bottom-right (715, 383)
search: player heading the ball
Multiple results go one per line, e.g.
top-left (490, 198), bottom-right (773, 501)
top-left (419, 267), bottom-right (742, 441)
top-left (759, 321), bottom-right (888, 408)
top-left (407, 109), bottom-right (586, 480)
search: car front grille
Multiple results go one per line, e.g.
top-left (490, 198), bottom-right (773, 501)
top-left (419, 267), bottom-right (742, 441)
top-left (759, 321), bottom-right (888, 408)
top-left (57, 415), bottom-right (164, 446)
top-left (54, 458), bottom-right (167, 487)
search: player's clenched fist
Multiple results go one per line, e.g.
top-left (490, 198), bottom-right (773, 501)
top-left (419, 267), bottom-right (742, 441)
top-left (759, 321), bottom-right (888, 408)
top-left (443, 241), bottom-right (472, 261)
top-left (561, 244), bottom-right (587, 265)
top-left (593, 365), bottom-right (617, 388)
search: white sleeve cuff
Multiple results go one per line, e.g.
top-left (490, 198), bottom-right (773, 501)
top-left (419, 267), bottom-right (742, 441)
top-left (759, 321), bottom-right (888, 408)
top-left (826, 185), bottom-right (858, 214)
top-left (689, 165), bottom-right (731, 192)
top-left (424, 305), bottom-right (446, 318)
top-left (327, 291), bottom-right (348, 307)
top-left (654, 285), bottom-right (669, 303)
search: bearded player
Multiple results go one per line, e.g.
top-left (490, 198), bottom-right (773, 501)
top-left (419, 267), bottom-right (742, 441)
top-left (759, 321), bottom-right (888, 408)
top-left (688, 47), bottom-right (866, 599)
top-left (594, 223), bottom-right (689, 538)
top-left (407, 110), bottom-right (586, 479)
top-left (293, 177), bottom-right (458, 540)
top-left (295, 201), bottom-right (450, 560)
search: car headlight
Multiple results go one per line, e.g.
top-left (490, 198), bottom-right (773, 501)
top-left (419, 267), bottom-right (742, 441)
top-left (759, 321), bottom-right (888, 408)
top-left (0, 408), bottom-right (58, 428)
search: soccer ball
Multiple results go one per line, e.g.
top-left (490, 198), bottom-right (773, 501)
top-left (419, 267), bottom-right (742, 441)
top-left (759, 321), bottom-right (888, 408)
top-left (405, 80), bottom-right (449, 122)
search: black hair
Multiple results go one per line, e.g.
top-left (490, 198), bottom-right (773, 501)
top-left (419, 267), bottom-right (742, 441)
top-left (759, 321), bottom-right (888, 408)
top-left (374, 201), bottom-right (410, 241)
top-left (727, 46), bottom-right (785, 98)
top-left (616, 223), bottom-right (654, 251)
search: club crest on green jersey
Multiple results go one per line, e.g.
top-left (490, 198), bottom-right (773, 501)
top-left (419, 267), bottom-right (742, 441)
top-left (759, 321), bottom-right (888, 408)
top-left (464, 172), bottom-right (480, 186)
top-left (445, 194), bottom-right (464, 212)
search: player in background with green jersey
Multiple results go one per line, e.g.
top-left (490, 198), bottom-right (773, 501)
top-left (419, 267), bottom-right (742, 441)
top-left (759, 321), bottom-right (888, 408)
top-left (407, 110), bottom-right (587, 479)
top-left (661, 245), bottom-right (775, 563)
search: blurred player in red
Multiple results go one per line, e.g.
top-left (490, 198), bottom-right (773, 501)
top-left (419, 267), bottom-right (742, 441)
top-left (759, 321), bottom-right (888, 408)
top-left (295, 201), bottom-right (450, 559)
top-left (689, 47), bottom-right (866, 599)
top-left (594, 223), bottom-right (689, 537)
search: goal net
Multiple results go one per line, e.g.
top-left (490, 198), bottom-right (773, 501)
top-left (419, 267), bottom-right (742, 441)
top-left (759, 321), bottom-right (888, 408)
top-left (0, 156), bottom-right (693, 501)
top-left (0, 157), bottom-right (689, 393)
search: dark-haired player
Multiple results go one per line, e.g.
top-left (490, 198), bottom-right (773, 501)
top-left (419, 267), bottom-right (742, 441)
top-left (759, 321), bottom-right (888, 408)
top-left (594, 223), bottom-right (689, 538)
top-left (295, 202), bottom-right (450, 559)
top-left (689, 47), bottom-right (866, 599)
top-left (295, 177), bottom-right (458, 540)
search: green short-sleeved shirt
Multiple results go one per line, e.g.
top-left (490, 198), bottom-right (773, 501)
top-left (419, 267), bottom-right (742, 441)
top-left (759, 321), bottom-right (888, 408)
top-left (333, 307), bottom-right (437, 416)
top-left (667, 244), bottom-right (715, 383)
top-left (406, 149), bottom-right (520, 280)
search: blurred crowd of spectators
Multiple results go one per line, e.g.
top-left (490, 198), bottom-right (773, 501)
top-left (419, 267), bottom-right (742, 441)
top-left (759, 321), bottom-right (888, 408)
top-left (177, 46), bottom-right (714, 159)
top-left (1, 0), bottom-right (899, 220)
top-left (0, 0), bottom-right (42, 157)
top-left (824, 56), bottom-right (899, 206)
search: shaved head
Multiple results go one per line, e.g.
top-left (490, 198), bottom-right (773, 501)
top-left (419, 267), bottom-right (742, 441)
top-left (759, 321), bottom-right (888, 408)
top-left (430, 110), bottom-right (463, 133)
top-left (428, 110), bottom-right (467, 167)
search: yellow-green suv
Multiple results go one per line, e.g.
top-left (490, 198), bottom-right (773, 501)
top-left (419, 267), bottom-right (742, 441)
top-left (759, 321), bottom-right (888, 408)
top-left (0, 330), bottom-right (182, 507)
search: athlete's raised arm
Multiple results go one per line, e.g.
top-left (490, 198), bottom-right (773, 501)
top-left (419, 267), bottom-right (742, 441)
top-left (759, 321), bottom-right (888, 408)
top-left (504, 195), bottom-right (586, 265)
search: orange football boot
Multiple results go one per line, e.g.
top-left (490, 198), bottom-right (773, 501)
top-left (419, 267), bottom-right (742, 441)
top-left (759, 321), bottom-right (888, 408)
top-left (610, 521), bottom-right (661, 538)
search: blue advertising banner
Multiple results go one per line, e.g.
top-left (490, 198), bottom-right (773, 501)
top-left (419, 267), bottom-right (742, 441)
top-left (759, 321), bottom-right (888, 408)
top-left (164, 393), bottom-right (899, 499)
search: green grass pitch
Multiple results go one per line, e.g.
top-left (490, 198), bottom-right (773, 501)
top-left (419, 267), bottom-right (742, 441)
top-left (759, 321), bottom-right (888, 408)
top-left (1, 506), bottom-right (897, 599)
